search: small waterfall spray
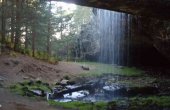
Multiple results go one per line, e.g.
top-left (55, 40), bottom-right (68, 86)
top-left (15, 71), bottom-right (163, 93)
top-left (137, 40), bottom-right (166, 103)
top-left (96, 9), bottom-right (132, 66)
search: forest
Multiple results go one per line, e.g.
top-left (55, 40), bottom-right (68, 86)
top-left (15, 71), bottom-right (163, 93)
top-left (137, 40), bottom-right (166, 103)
top-left (0, 0), bottom-right (96, 63)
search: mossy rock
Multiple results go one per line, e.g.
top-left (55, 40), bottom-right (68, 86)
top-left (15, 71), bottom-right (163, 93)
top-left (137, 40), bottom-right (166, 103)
top-left (9, 80), bottom-right (52, 97)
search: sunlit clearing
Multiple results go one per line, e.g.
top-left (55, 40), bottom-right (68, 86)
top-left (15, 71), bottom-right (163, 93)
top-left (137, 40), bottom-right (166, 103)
top-left (51, 1), bottom-right (77, 14)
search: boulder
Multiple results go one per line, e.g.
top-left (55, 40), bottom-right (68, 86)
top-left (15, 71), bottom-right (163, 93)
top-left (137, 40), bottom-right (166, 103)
top-left (60, 79), bottom-right (69, 85)
top-left (81, 66), bottom-right (90, 70)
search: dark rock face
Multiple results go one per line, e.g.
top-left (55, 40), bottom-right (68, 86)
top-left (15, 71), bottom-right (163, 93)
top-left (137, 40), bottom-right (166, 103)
top-left (56, 0), bottom-right (170, 20)
top-left (136, 17), bottom-right (170, 65)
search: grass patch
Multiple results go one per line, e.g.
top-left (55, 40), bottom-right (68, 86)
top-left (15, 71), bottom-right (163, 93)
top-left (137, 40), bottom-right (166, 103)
top-left (48, 96), bottom-right (170, 110)
top-left (48, 100), bottom-right (107, 110)
top-left (129, 96), bottom-right (170, 108)
top-left (77, 62), bottom-right (143, 77)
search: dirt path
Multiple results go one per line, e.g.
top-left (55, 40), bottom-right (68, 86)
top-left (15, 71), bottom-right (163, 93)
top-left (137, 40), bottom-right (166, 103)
top-left (0, 54), bottom-right (87, 85)
top-left (0, 54), bottom-right (87, 110)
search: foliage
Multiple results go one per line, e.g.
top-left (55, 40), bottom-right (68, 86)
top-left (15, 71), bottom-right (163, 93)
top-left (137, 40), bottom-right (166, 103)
top-left (48, 100), bottom-right (107, 110)
top-left (0, 0), bottom-right (92, 62)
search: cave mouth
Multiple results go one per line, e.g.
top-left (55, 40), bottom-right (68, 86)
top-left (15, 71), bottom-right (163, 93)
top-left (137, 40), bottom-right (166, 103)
top-left (1, 1), bottom-right (170, 110)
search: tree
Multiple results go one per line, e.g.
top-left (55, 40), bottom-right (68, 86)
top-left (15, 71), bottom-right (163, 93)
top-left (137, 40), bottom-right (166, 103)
top-left (1, 0), bottom-right (6, 53)
top-left (47, 0), bottom-right (52, 58)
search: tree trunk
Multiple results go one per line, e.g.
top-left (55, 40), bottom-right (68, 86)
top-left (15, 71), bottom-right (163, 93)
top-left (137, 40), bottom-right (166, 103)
top-left (24, 0), bottom-right (29, 51)
top-left (47, 0), bottom-right (52, 58)
top-left (14, 0), bottom-right (21, 52)
top-left (11, 0), bottom-right (15, 45)
top-left (25, 26), bottom-right (28, 50)
top-left (32, 30), bottom-right (35, 57)
top-left (1, 0), bottom-right (6, 53)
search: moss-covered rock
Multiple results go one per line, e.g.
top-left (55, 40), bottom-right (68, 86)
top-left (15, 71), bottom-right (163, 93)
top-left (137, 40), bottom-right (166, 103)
top-left (9, 80), bottom-right (52, 97)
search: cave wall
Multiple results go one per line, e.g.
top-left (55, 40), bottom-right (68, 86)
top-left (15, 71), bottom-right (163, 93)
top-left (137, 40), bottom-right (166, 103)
top-left (129, 16), bottom-right (170, 67)
top-left (55, 0), bottom-right (170, 20)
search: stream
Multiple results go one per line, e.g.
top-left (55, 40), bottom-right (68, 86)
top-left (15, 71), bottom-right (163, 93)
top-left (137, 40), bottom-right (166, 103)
top-left (48, 74), bottom-right (159, 102)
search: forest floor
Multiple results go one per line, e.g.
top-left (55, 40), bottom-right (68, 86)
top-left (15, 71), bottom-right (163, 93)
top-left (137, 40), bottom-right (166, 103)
top-left (0, 54), bottom-right (88, 110)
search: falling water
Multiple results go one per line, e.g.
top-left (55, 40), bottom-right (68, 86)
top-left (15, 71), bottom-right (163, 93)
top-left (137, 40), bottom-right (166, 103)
top-left (96, 9), bottom-right (132, 66)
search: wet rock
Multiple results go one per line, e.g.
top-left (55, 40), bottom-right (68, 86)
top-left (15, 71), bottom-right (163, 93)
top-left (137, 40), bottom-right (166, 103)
top-left (53, 85), bottom-right (66, 95)
top-left (51, 84), bottom-right (93, 99)
top-left (103, 85), bottom-right (118, 91)
top-left (66, 85), bottom-right (79, 89)
top-left (30, 89), bottom-right (45, 97)
top-left (105, 88), bottom-right (127, 97)
top-left (63, 90), bottom-right (89, 99)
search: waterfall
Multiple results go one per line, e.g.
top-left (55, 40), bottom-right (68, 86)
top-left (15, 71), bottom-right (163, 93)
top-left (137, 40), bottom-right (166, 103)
top-left (96, 9), bottom-right (132, 66)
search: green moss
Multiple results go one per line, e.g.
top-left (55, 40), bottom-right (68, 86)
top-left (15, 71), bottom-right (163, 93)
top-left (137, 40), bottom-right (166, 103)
top-left (10, 84), bottom-right (28, 96)
top-left (48, 100), bottom-right (107, 110)
top-left (129, 96), bottom-right (170, 109)
top-left (48, 96), bottom-right (170, 110)
top-left (9, 80), bottom-right (51, 97)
